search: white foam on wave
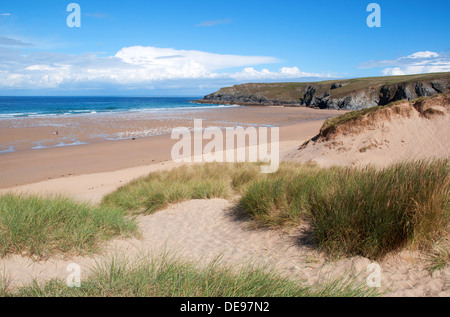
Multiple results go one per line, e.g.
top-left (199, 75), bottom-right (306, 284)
top-left (0, 146), bottom-right (16, 154)
top-left (0, 104), bottom-right (239, 119)
top-left (31, 141), bottom-right (89, 150)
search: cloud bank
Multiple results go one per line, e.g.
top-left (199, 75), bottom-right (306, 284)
top-left (0, 45), bottom-right (332, 91)
top-left (361, 51), bottom-right (450, 76)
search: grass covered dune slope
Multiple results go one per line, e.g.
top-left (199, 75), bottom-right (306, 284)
top-left (1, 159), bottom-right (447, 297)
top-left (103, 159), bottom-right (450, 260)
top-left (101, 94), bottom-right (448, 262)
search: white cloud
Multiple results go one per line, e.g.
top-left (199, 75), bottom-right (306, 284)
top-left (382, 62), bottom-right (450, 76)
top-left (228, 66), bottom-right (330, 80)
top-left (381, 67), bottom-right (405, 76)
top-left (115, 46), bottom-right (279, 73)
top-left (362, 50), bottom-right (450, 76)
top-left (280, 67), bottom-right (301, 75)
top-left (25, 65), bottom-right (59, 71)
top-left (0, 45), bottom-right (332, 90)
top-left (405, 51), bottom-right (439, 59)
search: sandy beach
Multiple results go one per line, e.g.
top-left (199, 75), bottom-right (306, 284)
top-left (0, 104), bottom-right (448, 297)
top-left (0, 106), bottom-right (342, 188)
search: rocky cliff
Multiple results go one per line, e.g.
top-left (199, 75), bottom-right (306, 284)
top-left (196, 72), bottom-right (450, 110)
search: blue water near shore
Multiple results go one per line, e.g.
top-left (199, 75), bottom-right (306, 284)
top-left (0, 96), bottom-right (232, 118)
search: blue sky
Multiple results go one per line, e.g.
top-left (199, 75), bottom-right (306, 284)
top-left (0, 0), bottom-right (449, 95)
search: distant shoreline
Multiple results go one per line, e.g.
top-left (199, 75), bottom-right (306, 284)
top-left (196, 72), bottom-right (450, 110)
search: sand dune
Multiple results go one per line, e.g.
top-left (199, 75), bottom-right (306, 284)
top-left (0, 104), bottom-right (449, 297)
top-left (285, 94), bottom-right (450, 167)
top-left (1, 199), bottom-right (448, 296)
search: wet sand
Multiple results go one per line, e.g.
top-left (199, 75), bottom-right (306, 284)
top-left (0, 106), bottom-right (343, 188)
top-left (0, 106), bottom-right (341, 151)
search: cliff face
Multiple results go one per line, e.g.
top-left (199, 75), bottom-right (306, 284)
top-left (197, 72), bottom-right (450, 110)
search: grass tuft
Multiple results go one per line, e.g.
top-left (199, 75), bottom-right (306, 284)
top-left (239, 165), bottom-right (338, 228)
top-left (101, 163), bottom-right (262, 215)
top-left (0, 253), bottom-right (381, 297)
top-left (309, 160), bottom-right (450, 259)
top-left (426, 242), bottom-right (450, 273)
top-left (0, 194), bottom-right (138, 259)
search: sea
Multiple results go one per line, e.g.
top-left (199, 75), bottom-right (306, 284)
top-left (0, 96), bottom-right (240, 154)
top-left (0, 96), bottom-right (233, 118)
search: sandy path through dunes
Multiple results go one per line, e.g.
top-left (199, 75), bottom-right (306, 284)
top-left (1, 199), bottom-right (448, 296)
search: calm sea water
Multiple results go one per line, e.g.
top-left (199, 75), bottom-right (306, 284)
top-left (0, 96), bottom-right (232, 118)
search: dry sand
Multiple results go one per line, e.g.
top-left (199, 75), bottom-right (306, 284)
top-left (285, 99), bottom-right (450, 167)
top-left (1, 198), bottom-right (448, 296)
top-left (0, 105), bottom-right (449, 297)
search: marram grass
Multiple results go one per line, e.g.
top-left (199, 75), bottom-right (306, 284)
top-left (0, 253), bottom-right (382, 297)
top-left (0, 193), bottom-right (138, 258)
top-left (104, 159), bottom-right (449, 259)
top-left (309, 159), bottom-right (449, 259)
top-left (241, 159), bottom-right (449, 259)
top-left (101, 162), bottom-right (264, 215)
